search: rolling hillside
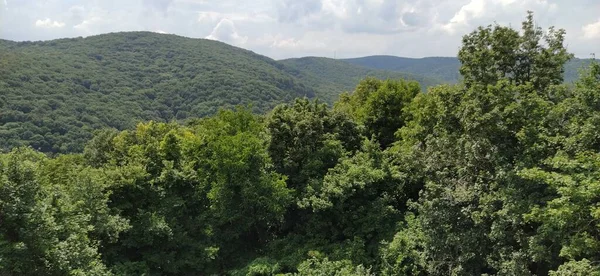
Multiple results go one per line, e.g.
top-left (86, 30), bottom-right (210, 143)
top-left (0, 32), bottom-right (436, 153)
top-left (0, 32), bottom-right (322, 152)
top-left (280, 56), bottom-right (443, 103)
top-left (344, 55), bottom-right (593, 83)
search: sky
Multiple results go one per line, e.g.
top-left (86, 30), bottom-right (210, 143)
top-left (0, 0), bottom-right (598, 59)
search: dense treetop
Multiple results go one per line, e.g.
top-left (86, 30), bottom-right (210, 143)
top-left (1, 12), bottom-right (600, 276)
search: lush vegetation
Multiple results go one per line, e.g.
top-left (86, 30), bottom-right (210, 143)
top-left (344, 55), bottom-right (592, 84)
top-left (0, 32), bottom-right (313, 153)
top-left (279, 57), bottom-right (442, 103)
top-left (2, 12), bottom-right (600, 275)
top-left (0, 32), bottom-right (434, 154)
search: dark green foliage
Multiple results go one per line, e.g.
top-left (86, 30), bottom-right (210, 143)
top-left (97, 109), bottom-right (291, 275)
top-left (458, 11), bottom-right (573, 90)
top-left (335, 78), bottom-right (420, 148)
top-left (2, 11), bottom-right (600, 276)
top-left (0, 32), bottom-right (311, 153)
top-left (0, 32), bottom-right (447, 155)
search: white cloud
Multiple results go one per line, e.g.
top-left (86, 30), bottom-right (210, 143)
top-left (1, 0), bottom-right (598, 59)
top-left (73, 17), bottom-right (103, 33)
top-left (142, 0), bottom-right (174, 15)
top-left (442, 0), bottom-right (486, 34)
top-left (198, 11), bottom-right (273, 24)
top-left (68, 6), bottom-right (86, 23)
top-left (256, 33), bottom-right (327, 51)
top-left (275, 0), bottom-right (434, 34)
top-left (277, 0), bottom-right (322, 23)
top-left (35, 18), bottom-right (65, 28)
top-left (198, 11), bottom-right (222, 23)
top-left (206, 18), bottom-right (248, 45)
top-left (582, 19), bottom-right (600, 39)
top-left (439, 0), bottom-right (556, 34)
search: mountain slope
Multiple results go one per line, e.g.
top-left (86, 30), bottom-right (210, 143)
top-left (0, 32), bottom-right (319, 152)
top-left (343, 56), bottom-right (594, 83)
top-left (1, 32), bottom-right (442, 153)
top-left (343, 55), bottom-right (461, 83)
top-left (280, 57), bottom-right (443, 103)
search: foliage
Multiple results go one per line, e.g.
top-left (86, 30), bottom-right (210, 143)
top-left (335, 78), bottom-right (420, 148)
top-left (0, 148), bottom-right (128, 275)
top-left (291, 253), bottom-right (372, 276)
top-left (344, 56), bottom-right (591, 85)
top-left (2, 11), bottom-right (600, 276)
top-left (0, 32), bottom-right (380, 153)
top-left (458, 11), bottom-right (573, 90)
top-left (97, 108), bottom-right (291, 275)
top-left (280, 57), bottom-right (442, 103)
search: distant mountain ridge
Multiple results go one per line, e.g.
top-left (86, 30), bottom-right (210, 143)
top-left (0, 32), bottom-right (320, 152)
top-left (1, 31), bottom-right (592, 153)
top-left (0, 32), bottom-right (437, 153)
top-left (342, 55), bottom-right (594, 84)
top-left (279, 56), bottom-right (443, 103)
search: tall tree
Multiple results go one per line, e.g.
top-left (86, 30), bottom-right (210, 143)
top-left (459, 11), bottom-right (572, 90)
top-left (335, 78), bottom-right (420, 148)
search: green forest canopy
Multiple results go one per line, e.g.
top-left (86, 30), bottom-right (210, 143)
top-left (1, 12), bottom-right (600, 276)
top-left (0, 32), bottom-right (440, 154)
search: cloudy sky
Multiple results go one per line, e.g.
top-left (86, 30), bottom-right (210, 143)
top-left (0, 0), bottom-right (598, 59)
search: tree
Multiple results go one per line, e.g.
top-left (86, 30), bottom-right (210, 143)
top-left (0, 148), bottom-right (127, 275)
top-left (266, 98), bottom-right (360, 197)
top-left (459, 11), bottom-right (572, 90)
top-left (92, 109), bottom-right (292, 275)
top-left (520, 152), bottom-right (600, 273)
top-left (335, 78), bottom-right (420, 148)
top-left (291, 253), bottom-right (372, 276)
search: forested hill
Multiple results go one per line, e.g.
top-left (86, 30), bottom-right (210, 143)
top-left (343, 55), bottom-right (593, 83)
top-left (0, 32), bottom-right (431, 153)
top-left (279, 57), bottom-right (443, 103)
top-left (2, 12), bottom-right (600, 275)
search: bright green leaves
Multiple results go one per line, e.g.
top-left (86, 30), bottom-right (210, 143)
top-left (194, 109), bottom-right (292, 238)
top-left (335, 78), bottom-right (420, 148)
top-left (382, 13), bottom-right (595, 275)
top-left (83, 108), bottom-right (291, 274)
top-left (549, 259), bottom-right (600, 276)
top-left (379, 214), bottom-right (425, 276)
top-left (301, 139), bottom-right (388, 211)
top-left (520, 151), bottom-right (600, 270)
top-left (267, 98), bottom-right (359, 195)
top-left (292, 253), bottom-right (372, 276)
top-left (0, 148), bottom-right (125, 275)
